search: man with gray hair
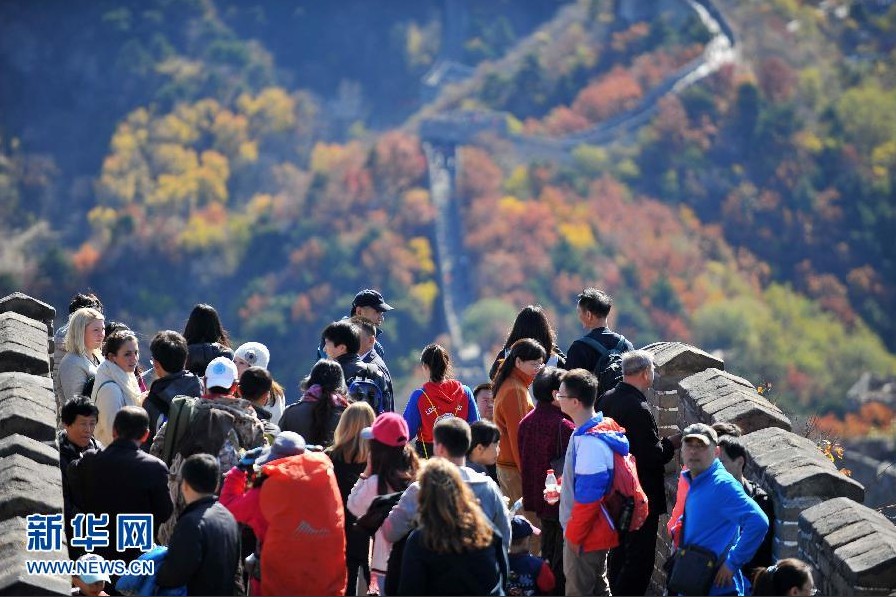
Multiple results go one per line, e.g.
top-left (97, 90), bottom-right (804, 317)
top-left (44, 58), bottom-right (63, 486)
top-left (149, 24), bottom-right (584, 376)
top-left (596, 350), bottom-right (681, 596)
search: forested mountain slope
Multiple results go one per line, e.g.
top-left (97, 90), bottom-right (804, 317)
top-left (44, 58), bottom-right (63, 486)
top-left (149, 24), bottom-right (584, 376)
top-left (1, 0), bottom-right (894, 423)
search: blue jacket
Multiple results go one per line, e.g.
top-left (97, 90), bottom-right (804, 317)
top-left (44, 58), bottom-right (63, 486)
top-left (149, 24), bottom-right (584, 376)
top-left (682, 459), bottom-right (769, 596)
top-left (115, 546), bottom-right (186, 596)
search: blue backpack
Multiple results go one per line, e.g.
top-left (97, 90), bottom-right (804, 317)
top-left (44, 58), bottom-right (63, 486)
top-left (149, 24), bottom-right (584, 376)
top-left (348, 366), bottom-right (387, 415)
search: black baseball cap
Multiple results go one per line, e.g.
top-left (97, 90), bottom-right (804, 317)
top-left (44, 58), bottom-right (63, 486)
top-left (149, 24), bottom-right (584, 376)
top-left (352, 289), bottom-right (394, 312)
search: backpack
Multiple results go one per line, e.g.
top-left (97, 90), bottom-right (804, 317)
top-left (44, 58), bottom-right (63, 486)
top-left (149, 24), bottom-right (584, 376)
top-left (81, 375), bottom-right (96, 397)
top-left (603, 450), bottom-right (649, 533)
top-left (578, 336), bottom-right (628, 397)
top-left (347, 365), bottom-right (386, 415)
top-left (159, 396), bottom-right (199, 467)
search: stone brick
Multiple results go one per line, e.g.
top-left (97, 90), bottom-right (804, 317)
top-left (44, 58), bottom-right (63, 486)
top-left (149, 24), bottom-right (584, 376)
top-left (0, 454), bottom-right (63, 520)
top-left (0, 373), bottom-right (57, 442)
top-left (643, 342), bottom-right (724, 391)
top-left (0, 435), bottom-right (58, 467)
top-left (657, 407), bottom-right (679, 426)
top-left (775, 518), bottom-right (799, 543)
top-left (0, 517), bottom-right (69, 596)
top-left (742, 428), bottom-right (863, 502)
top-left (0, 293), bottom-right (55, 328)
top-left (800, 498), bottom-right (896, 592)
top-left (678, 369), bottom-right (791, 433)
top-left (0, 313), bottom-right (49, 376)
top-left (654, 390), bottom-right (680, 409)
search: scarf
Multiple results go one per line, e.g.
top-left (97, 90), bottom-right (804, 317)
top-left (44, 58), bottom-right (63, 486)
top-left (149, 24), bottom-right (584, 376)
top-left (93, 358), bottom-right (142, 406)
top-left (302, 384), bottom-right (349, 408)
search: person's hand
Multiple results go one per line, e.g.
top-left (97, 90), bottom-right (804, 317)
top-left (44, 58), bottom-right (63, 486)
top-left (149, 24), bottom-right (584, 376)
top-left (668, 433), bottom-right (683, 450)
top-left (714, 562), bottom-right (734, 587)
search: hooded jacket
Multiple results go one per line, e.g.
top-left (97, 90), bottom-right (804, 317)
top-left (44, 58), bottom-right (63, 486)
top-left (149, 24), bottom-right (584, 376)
top-left (403, 380), bottom-right (478, 444)
top-left (559, 413), bottom-right (628, 552)
top-left (142, 370), bottom-right (202, 450)
top-left (381, 465), bottom-right (511, 549)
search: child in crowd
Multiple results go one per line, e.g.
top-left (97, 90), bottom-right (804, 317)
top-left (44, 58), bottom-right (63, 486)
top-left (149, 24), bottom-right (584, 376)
top-left (71, 554), bottom-right (110, 596)
top-left (506, 515), bottom-right (555, 596)
top-left (468, 419), bottom-right (501, 483)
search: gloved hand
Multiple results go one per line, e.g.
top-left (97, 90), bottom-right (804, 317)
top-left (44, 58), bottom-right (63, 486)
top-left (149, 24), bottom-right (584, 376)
top-left (237, 447), bottom-right (265, 471)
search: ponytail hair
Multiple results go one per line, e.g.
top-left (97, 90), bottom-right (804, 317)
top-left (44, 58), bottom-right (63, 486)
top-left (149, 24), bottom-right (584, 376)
top-left (421, 344), bottom-right (452, 383)
top-left (752, 559), bottom-right (814, 596)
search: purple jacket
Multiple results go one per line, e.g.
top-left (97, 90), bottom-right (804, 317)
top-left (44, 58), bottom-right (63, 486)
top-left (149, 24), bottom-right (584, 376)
top-left (518, 402), bottom-right (575, 519)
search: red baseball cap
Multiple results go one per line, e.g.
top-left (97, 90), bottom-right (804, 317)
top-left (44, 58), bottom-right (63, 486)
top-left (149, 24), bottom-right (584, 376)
top-left (360, 412), bottom-right (409, 447)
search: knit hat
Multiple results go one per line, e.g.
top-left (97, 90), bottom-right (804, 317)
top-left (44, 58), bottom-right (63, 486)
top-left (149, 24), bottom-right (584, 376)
top-left (234, 342), bottom-right (271, 370)
top-left (256, 431), bottom-right (306, 465)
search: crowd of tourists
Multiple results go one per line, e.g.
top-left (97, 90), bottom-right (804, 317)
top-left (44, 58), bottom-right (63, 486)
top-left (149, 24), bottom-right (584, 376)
top-left (55, 288), bottom-right (817, 596)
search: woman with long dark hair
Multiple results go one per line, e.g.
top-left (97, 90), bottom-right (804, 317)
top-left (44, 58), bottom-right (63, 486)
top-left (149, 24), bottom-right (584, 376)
top-left (182, 303), bottom-right (234, 377)
top-left (348, 412), bottom-right (420, 595)
top-left (492, 338), bottom-right (546, 511)
top-left (397, 458), bottom-right (508, 596)
top-left (402, 344), bottom-right (479, 458)
top-left (92, 330), bottom-right (143, 446)
top-left (278, 359), bottom-right (349, 447)
top-left (489, 305), bottom-right (565, 379)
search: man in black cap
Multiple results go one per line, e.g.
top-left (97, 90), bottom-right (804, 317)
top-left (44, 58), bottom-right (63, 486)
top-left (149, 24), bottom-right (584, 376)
top-left (317, 288), bottom-right (394, 360)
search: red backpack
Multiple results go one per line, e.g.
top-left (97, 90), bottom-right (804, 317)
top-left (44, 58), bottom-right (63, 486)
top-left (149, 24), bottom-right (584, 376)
top-left (604, 451), bottom-right (649, 533)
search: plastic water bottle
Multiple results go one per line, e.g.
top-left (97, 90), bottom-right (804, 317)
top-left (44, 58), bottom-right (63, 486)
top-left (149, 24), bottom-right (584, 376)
top-left (544, 469), bottom-right (560, 505)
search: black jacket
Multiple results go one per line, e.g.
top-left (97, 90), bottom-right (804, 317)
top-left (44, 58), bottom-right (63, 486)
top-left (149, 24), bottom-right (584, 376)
top-left (743, 479), bottom-right (775, 577)
top-left (565, 327), bottom-right (632, 373)
top-left (398, 530), bottom-right (508, 596)
top-left (58, 431), bottom-right (102, 536)
top-left (186, 342), bottom-right (234, 377)
top-left (328, 451), bottom-right (372, 563)
top-left (142, 370), bottom-right (202, 450)
top-left (156, 496), bottom-right (241, 597)
top-left (596, 382), bottom-right (674, 515)
top-left (67, 439), bottom-right (173, 563)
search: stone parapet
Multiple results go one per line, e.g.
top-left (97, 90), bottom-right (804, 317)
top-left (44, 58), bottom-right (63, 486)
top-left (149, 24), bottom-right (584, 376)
top-left (742, 427), bottom-right (865, 561)
top-left (800, 497), bottom-right (896, 595)
top-left (0, 294), bottom-right (67, 595)
top-left (643, 341), bottom-right (724, 391)
top-left (678, 368), bottom-right (791, 433)
top-left (0, 373), bottom-right (57, 443)
top-left (0, 312), bottom-right (49, 377)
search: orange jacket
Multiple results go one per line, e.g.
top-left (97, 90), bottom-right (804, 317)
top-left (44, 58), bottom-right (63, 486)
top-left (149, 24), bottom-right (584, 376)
top-left (259, 452), bottom-right (347, 596)
top-left (494, 368), bottom-right (535, 469)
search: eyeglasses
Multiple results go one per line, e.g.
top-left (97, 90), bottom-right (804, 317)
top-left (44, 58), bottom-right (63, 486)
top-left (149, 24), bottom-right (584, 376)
top-left (555, 393), bottom-right (572, 400)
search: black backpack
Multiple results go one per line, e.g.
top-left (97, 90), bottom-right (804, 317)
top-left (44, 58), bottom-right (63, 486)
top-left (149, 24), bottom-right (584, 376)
top-left (578, 336), bottom-right (628, 397)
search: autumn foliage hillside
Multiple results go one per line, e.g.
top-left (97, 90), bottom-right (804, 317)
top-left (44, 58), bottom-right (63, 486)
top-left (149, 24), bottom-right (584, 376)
top-left (1, 0), bottom-right (895, 424)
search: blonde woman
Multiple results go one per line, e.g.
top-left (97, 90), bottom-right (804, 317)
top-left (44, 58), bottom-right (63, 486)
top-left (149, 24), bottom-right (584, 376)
top-left (92, 330), bottom-right (143, 446)
top-left (58, 307), bottom-right (105, 404)
top-left (326, 402), bottom-right (376, 596)
top-left (397, 458), bottom-right (508, 596)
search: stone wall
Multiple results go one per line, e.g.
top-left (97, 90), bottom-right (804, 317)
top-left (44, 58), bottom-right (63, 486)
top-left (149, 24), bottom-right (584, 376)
top-left (644, 341), bottom-right (896, 596)
top-left (0, 293), bottom-right (69, 595)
